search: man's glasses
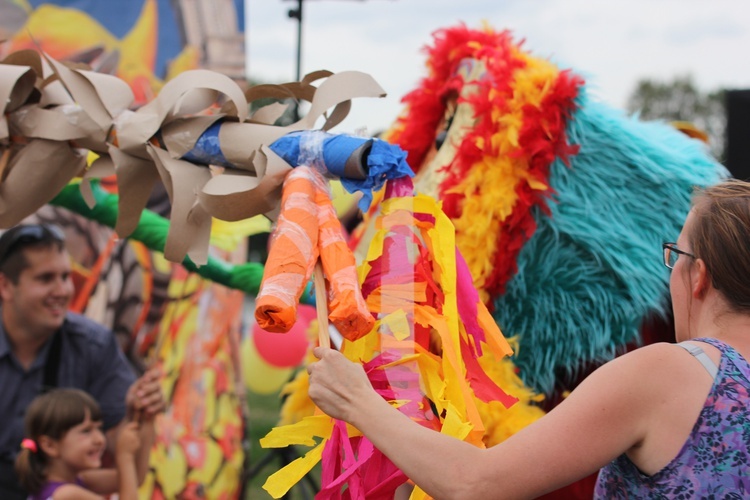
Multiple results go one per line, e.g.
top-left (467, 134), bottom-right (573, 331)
top-left (662, 242), bottom-right (695, 269)
top-left (0, 224), bottom-right (65, 267)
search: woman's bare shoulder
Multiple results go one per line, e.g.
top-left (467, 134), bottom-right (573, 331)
top-left (571, 342), bottom-right (704, 406)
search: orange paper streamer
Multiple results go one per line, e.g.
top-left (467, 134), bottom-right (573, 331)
top-left (255, 166), bottom-right (373, 340)
top-left (255, 167), bottom-right (321, 332)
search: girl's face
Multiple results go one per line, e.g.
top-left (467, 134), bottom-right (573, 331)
top-left (56, 412), bottom-right (106, 472)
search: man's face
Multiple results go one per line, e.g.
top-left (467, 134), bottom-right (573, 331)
top-left (0, 246), bottom-right (74, 340)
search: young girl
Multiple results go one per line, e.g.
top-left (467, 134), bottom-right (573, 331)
top-left (14, 388), bottom-right (154, 500)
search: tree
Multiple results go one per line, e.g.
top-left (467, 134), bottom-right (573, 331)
top-left (245, 77), bottom-right (299, 126)
top-left (626, 75), bottom-right (725, 160)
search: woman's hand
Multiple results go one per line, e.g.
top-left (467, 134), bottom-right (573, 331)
top-left (307, 347), bottom-right (375, 422)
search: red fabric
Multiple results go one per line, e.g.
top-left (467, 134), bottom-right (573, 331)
top-left (386, 25), bottom-right (584, 299)
top-left (537, 472), bottom-right (599, 499)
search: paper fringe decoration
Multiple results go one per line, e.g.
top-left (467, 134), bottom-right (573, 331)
top-left (260, 177), bottom-right (534, 499)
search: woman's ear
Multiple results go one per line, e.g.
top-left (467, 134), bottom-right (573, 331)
top-left (38, 435), bottom-right (60, 458)
top-left (691, 258), bottom-right (711, 299)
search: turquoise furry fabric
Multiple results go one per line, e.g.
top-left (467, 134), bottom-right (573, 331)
top-left (492, 91), bottom-right (728, 395)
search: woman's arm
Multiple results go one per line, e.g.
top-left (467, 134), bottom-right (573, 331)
top-left (308, 345), bottom-right (665, 499)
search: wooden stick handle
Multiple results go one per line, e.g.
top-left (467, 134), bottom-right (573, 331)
top-left (313, 261), bottom-right (330, 348)
top-left (0, 148), bottom-right (11, 181)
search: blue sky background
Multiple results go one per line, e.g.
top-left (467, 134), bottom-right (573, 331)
top-left (246, 0), bottom-right (750, 133)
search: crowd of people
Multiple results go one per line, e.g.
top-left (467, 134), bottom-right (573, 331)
top-left (0, 224), bottom-right (164, 499)
top-left (1, 179), bottom-right (749, 498)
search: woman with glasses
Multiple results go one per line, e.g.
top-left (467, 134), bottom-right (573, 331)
top-left (306, 179), bottom-right (750, 498)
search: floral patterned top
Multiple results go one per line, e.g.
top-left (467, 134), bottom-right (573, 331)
top-left (595, 337), bottom-right (750, 499)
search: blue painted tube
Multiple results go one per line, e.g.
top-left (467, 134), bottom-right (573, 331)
top-left (181, 121), bottom-right (233, 168)
top-left (269, 130), bottom-right (370, 179)
top-left (269, 130), bottom-right (413, 211)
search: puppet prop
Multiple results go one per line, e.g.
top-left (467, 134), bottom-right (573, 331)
top-left (260, 176), bottom-right (544, 499)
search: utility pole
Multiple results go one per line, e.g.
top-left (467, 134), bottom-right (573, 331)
top-left (287, 0), bottom-right (304, 83)
top-left (284, 0), bottom-right (384, 120)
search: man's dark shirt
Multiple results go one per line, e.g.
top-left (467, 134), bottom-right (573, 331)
top-left (0, 311), bottom-right (136, 463)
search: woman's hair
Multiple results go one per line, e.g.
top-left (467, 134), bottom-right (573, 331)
top-left (14, 388), bottom-right (102, 494)
top-left (690, 178), bottom-right (750, 313)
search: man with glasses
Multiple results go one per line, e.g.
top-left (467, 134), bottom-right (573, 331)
top-left (0, 224), bottom-right (164, 498)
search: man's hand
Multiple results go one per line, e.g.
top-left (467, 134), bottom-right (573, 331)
top-left (126, 367), bottom-right (165, 421)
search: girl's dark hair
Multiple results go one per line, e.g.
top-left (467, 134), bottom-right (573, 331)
top-left (690, 179), bottom-right (750, 313)
top-left (14, 389), bottom-right (102, 494)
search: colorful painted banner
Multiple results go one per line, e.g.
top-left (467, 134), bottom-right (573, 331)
top-left (2, 1), bottom-right (248, 498)
top-left (0, 0), bottom-right (245, 104)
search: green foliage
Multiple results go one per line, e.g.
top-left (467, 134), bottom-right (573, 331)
top-left (626, 75), bottom-right (725, 160)
top-left (245, 77), bottom-right (299, 127)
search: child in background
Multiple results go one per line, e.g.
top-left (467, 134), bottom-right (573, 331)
top-left (14, 388), bottom-right (154, 500)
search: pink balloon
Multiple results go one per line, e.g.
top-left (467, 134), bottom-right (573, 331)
top-left (252, 315), bottom-right (310, 368)
top-left (297, 304), bottom-right (317, 322)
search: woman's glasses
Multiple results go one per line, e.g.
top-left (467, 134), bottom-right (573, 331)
top-left (662, 242), bottom-right (695, 269)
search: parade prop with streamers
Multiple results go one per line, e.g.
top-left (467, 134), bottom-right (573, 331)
top-left (261, 24), bottom-right (728, 499)
top-left (335, 24), bottom-right (727, 498)
top-left (260, 177), bottom-right (528, 499)
top-left (0, 50), bottom-right (404, 264)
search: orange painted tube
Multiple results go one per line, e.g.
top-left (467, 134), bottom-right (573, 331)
top-left (255, 165), bottom-right (374, 340)
top-left (314, 177), bottom-right (374, 341)
top-left (254, 167), bottom-right (323, 332)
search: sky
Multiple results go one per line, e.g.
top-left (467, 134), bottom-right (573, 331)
top-left (246, 0), bottom-right (750, 135)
